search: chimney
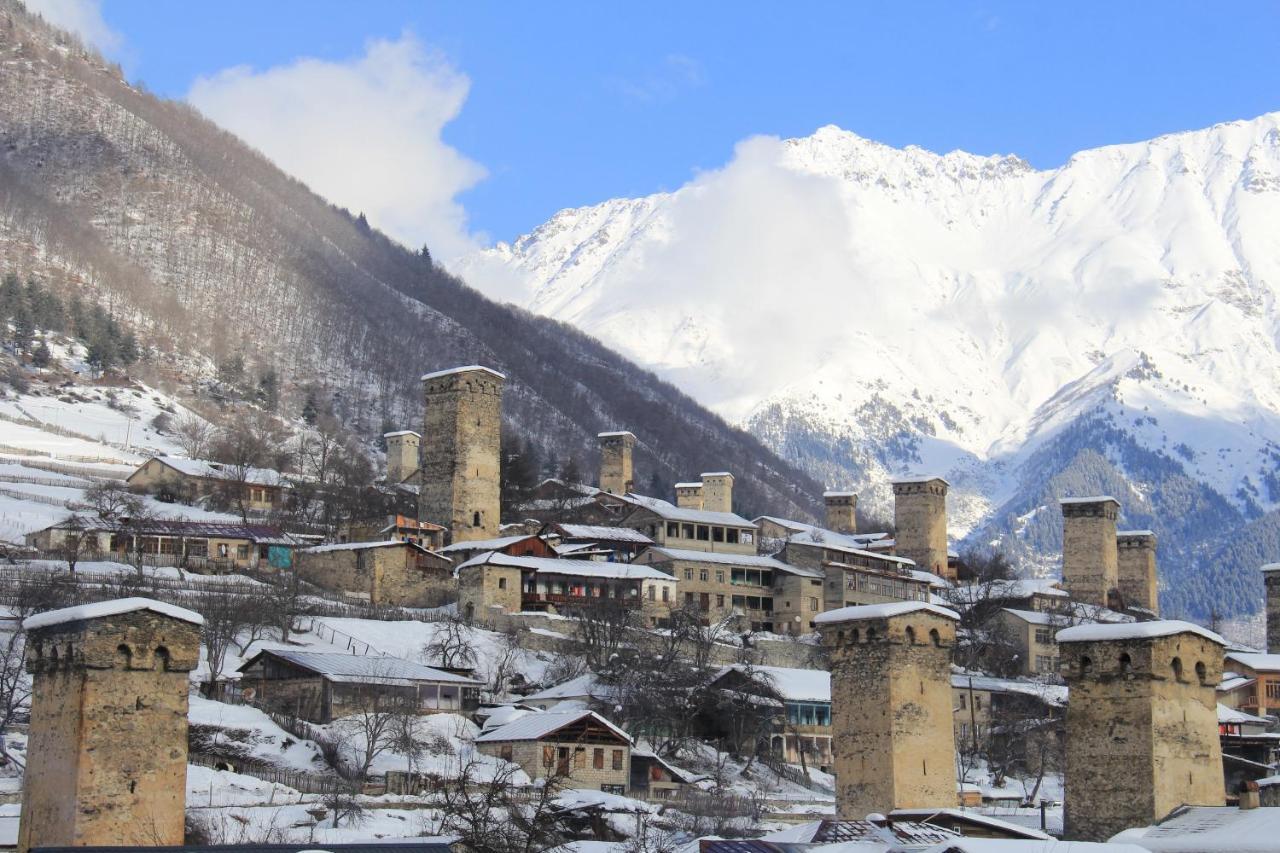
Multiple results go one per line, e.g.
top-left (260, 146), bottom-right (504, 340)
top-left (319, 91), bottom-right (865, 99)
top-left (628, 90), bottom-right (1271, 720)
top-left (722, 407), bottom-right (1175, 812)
top-left (701, 472), bottom-right (734, 514)
top-left (1060, 496), bottom-right (1120, 608)
top-left (384, 430), bottom-right (421, 484)
top-left (675, 482), bottom-right (703, 510)
top-left (598, 431), bottom-right (636, 495)
top-left (824, 491), bottom-right (857, 534)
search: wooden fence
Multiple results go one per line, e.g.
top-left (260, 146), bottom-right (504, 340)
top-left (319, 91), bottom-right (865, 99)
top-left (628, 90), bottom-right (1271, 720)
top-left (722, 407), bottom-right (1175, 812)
top-left (188, 752), bottom-right (348, 796)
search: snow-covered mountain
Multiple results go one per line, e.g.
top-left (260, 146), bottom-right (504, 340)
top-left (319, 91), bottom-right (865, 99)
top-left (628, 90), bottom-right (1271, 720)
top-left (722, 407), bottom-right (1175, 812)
top-left (459, 114), bottom-right (1280, 620)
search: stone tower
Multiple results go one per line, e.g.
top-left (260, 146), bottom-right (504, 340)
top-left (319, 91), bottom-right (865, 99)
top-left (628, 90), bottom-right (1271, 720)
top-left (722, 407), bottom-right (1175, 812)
top-left (598, 431), bottom-right (636, 495)
top-left (384, 430), bottom-right (421, 484)
top-left (1117, 530), bottom-right (1159, 614)
top-left (1264, 563), bottom-right (1280, 653)
top-left (419, 366), bottom-right (504, 544)
top-left (19, 598), bottom-right (202, 852)
top-left (1061, 496), bottom-right (1120, 608)
top-left (825, 491), bottom-right (857, 535)
top-left (675, 482), bottom-right (703, 509)
top-left (892, 477), bottom-right (952, 580)
top-left (701, 472), bottom-right (734, 513)
top-left (815, 601), bottom-right (959, 818)
top-left (1059, 620), bottom-right (1225, 842)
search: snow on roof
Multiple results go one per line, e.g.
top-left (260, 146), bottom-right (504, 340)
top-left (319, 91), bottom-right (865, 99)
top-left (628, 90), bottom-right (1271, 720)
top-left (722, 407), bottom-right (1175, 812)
top-left (891, 475), bottom-right (950, 486)
top-left (629, 746), bottom-right (704, 784)
top-left (1219, 674), bottom-right (1255, 692)
top-left (243, 649), bottom-right (481, 686)
top-left (910, 569), bottom-right (952, 588)
top-left (475, 709), bottom-right (631, 744)
top-left (458, 552), bottom-right (674, 581)
top-left (673, 482), bottom-right (703, 489)
top-left (888, 808), bottom-right (1052, 841)
top-left (1218, 703), bottom-right (1270, 725)
top-left (643, 546), bottom-right (823, 578)
top-left (978, 577), bottom-right (1070, 599)
top-left (1117, 529), bottom-right (1156, 537)
top-left (623, 493), bottom-right (755, 527)
top-left (1057, 620), bottom-right (1224, 646)
top-left (1261, 563), bottom-right (1280, 574)
top-left (950, 672), bottom-right (1068, 706)
top-left (1059, 495), bottom-right (1120, 505)
top-left (823, 490), bottom-right (857, 498)
top-left (1000, 607), bottom-right (1058, 626)
top-left (555, 524), bottom-right (653, 543)
top-left (700, 471), bottom-right (733, 478)
top-left (24, 597), bottom-right (203, 631)
top-left (1226, 651), bottom-right (1280, 673)
top-left (922, 840), bottom-right (1146, 852)
top-left (814, 601), bottom-right (960, 625)
top-left (438, 534), bottom-right (536, 553)
top-left (597, 430), bottom-right (635, 438)
top-left (1128, 804), bottom-right (1280, 852)
top-left (382, 430), bottom-right (420, 438)
top-left (717, 664), bottom-right (830, 702)
top-left (521, 673), bottom-right (618, 704)
top-left (301, 539), bottom-right (447, 560)
top-left (420, 365), bottom-right (505, 381)
top-left (481, 705), bottom-right (533, 730)
top-left (141, 455), bottom-right (288, 487)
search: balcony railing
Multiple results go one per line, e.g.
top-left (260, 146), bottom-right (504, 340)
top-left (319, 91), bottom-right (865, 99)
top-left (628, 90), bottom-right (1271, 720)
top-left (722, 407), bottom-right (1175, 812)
top-left (522, 593), bottom-right (641, 609)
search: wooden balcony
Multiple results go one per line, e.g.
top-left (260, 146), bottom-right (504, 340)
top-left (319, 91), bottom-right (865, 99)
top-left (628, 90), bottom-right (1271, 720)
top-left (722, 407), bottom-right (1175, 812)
top-left (522, 593), bottom-right (642, 609)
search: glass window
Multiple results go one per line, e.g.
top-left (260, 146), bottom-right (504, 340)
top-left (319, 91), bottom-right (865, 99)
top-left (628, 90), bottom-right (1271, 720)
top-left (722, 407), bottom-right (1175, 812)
top-left (716, 570), bottom-right (725, 583)
top-left (684, 568), bottom-right (693, 580)
top-left (661, 587), bottom-right (669, 602)
top-left (716, 594), bottom-right (725, 607)
top-left (666, 522), bottom-right (679, 538)
top-left (713, 527), bottom-right (725, 542)
top-left (682, 523), bottom-right (695, 539)
top-left (726, 529), bottom-right (740, 544)
top-left (699, 569), bottom-right (708, 582)
top-left (696, 525), bottom-right (710, 541)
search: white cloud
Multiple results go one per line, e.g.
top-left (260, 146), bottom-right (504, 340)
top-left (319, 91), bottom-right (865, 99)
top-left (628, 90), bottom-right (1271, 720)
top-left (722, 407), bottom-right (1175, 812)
top-left (188, 34), bottom-right (486, 260)
top-left (23, 0), bottom-right (123, 55)
top-left (606, 54), bottom-right (707, 103)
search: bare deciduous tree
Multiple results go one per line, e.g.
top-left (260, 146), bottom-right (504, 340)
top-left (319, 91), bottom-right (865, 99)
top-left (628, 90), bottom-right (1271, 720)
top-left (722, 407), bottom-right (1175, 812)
top-left (422, 611), bottom-right (478, 671)
top-left (172, 412), bottom-right (215, 460)
top-left (436, 754), bottom-right (570, 853)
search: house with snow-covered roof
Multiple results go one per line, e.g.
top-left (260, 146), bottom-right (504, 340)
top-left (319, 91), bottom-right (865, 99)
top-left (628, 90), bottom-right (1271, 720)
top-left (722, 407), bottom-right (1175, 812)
top-left (237, 649), bottom-right (482, 723)
top-left (706, 664), bottom-right (834, 770)
top-left (542, 522), bottom-right (655, 560)
top-left (295, 539), bottom-right (454, 608)
top-left (127, 455), bottom-right (292, 513)
top-left (1224, 651), bottom-right (1280, 717)
top-left (474, 708), bottom-right (633, 793)
top-left (617, 493), bottom-right (758, 555)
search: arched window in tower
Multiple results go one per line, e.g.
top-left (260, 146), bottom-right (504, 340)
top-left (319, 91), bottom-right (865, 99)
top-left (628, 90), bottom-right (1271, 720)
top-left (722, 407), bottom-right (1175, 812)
top-left (1195, 660), bottom-right (1207, 684)
top-left (1118, 652), bottom-right (1132, 675)
top-left (473, 511), bottom-right (482, 528)
top-left (1079, 655), bottom-right (1092, 678)
top-left (930, 628), bottom-right (941, 646)
top-left (1171, 657), bottom-right (1184, 682)
top-left (905, 626), bottom-right (916, 645)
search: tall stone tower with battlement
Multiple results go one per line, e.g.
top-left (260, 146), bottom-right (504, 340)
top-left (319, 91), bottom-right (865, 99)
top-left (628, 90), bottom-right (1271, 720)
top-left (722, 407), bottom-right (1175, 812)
top-left (18, 598), bottom-right (202, 852)
top-left (1264, 563), bottom-right (1280, 653)
top-left (892, 477), bottom-right (952, 580)
top-left (1061, 496), bottom-right (1120, 608)
top-left (701, 472), bottom-right (734, 513)
top-left (675, 482), bottom-right (703, 509)
top-left (825, 491), bottom-right (857, 534)
top-left (1060, 620), bottom-right (1224, 841)
top-left (816, 601), bottom-right (959, 818)
top-left (1116, 530), bottom-right (1159, 614)
top-left (420, 365), bottom-right (504, 544)
top-left (598, 431), bottom-right (636, 496)
top-left (384, 430), bottom-right (421, 484)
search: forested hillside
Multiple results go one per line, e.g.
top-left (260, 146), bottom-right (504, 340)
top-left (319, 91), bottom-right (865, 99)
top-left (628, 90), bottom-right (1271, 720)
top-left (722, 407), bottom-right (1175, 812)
top-left (0, 0), bottom-right (819, 520)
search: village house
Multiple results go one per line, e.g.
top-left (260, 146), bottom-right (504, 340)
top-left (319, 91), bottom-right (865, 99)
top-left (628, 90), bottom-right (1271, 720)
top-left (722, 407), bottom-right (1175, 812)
top-left (776, 531), bottom-right (937, 612)
top-left (25, 516), bottom-right (309, 571)
top-left (237, 649), bottom-right (482, 724)
top-left (294, 540), bottom-right (454, 608)
top-left (519, 673), bottom-right (620, 711)
top-left (1223, 652), bottom-right (1280, 717)
top-left (340, 514), bottom-right (446, 550)
top-left (475, 709), bottom-right (633, 793)
top-left (540, 522), bottom-right (655, 561)
top-left (457, 552), bottom-right (677, 626)
top-left (126, 455), bottom-right (290, 513)
top-left (632, 545), bottom-right (818, 632)
top-left (708, 664), bottom-right (834, 771)
top-left (950, 672), bottom-right (1066, 750)
top-left (437, 532), bottom-right (556, 566)
top-left (971, 577), bottom-right (1073, 612)
top-left (629, 746), bottom-right (701, 799)
top-left (995, 608), bottom-right (1065, 677)
top-left (617, 492), bottom-right (758, 555)
top-left (1218, 703), bottom-right (1279, 797)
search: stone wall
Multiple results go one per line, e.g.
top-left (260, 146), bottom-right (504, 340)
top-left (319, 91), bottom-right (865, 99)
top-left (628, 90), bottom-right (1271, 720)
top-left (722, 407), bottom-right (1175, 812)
top-left (701, 473), bottom-right (734, 514)
top-left (296, 545), bottom-right (455, 607)
top-left (19, 608), bottom-right (200, 851)
top-left (825, 493), bottom-right (857, 535)
top-left (1116, 532), bottom-right (1159, 613)
top-left (892, 479), bottom-right (951, 580)
top-left (385, 432), bottom-right (421, 484)
top-left (1061, 630), bottom-right (1224, 841)
top-left (480, 739), bottom-right (631, 791)
top-left (458, 564), bottom-right (523, 621)
top-left (598, 432), bottom-right (635, 496)
top-left (420, 367), bottom-right (503, 543)
top-left (821, 608), bottom-right (957, 817)
top-left (1061, 498), bottom-right (1119, 607)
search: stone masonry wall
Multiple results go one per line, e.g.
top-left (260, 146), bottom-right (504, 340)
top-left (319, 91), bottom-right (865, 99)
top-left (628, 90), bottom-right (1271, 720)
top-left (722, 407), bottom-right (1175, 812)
top-left (1116, 533), bottom-right (1158, 613)
top-left (296, 547), bottom-right (455, 607)
top-left (598, 433), bottom-right (635, 496)
top-left (420, 368), bottom-right (503, 543)
top-left (822, 610), bottom-right (957, 817)
top-left (1061, 631), bottom-right (1224, 841)
top-left (892, 480), bottom-right (950, 579)
top-left (480, 739), bottom-right (631, 791)
top-left (1061, 499), bottom-right (1119, 608)
top-left (19, 609), bottom-right (200, 851)
top-left (459, 564), bottom-right (523, 620)
top-left (1265, 569), bottom-right (1280, 653)
top-left (825, 494), bottom-right (857, 535)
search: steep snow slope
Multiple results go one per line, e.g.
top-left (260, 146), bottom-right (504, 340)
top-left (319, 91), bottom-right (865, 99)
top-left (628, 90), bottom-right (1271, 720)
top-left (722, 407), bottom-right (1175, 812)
top-left (461, 115), bottom-right (1280, 618)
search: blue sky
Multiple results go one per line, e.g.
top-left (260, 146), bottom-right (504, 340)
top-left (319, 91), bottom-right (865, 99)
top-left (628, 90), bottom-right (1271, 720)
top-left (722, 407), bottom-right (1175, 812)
top-left (46, 1), bottom-right (1280, 249)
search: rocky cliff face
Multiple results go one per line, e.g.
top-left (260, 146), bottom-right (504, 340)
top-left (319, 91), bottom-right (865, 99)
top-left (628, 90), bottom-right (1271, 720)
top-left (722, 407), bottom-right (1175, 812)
top-left (0, 1), bottom-right (819, 520)
top-left (463, 113), bottom-right (1280, 620)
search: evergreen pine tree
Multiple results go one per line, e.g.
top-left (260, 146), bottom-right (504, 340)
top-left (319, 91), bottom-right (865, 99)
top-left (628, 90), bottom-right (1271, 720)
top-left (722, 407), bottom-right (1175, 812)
top-left (257, 368), bottom-right (280, 410)
top-left (560, 455), bottom-right (582, 486)
top-left (32, 338), bottom-right (51, 368)
top-left (301, 389), bottom-right (319, 425)
top-left (11, 302), bottom-right (34, 353)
